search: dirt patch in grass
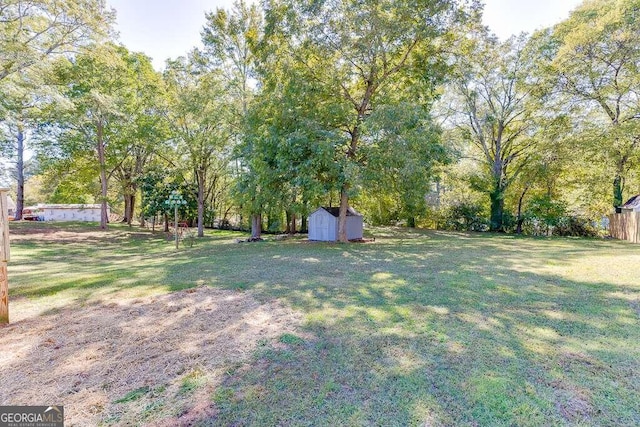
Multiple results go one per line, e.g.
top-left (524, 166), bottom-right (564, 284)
top-left (0, 286), bottom-right (301, 426)
top-left (551, 379), bottom-right (595, 422)
top-left (9, 222), bottom-right (160, 245)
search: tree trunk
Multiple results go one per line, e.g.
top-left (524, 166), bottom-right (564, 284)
top-left (251, 213), bottom-right (262, 239)
top-left (407, 216), bottom-right (416, 228)
top-left (123, 193), bottom-right (136, 226)
top-left (489, 187), bottom-right (504, 232)
top-left (129, 193), bottom-right (136, 226)
top-left (123, 195), bottom-right (130, 223)
top-left (197, 168), bottom-right (205, 238)
top-left (301, 215), bottom-right (307, 233)
top-left (164, 213), bottom-right (169, 232)
top-left (613, 174), bottom-right (623, 208)
top-left (338, 186), bottom-right (349, 242)
top-left (97, 122), bottom-right (109, 230)
top-left (15, 124), bottom-right (24, 220)
top-left (285, 210), bottom-right (291, 234)
top-left (121, 188), bottom-right (136, 227)
top-left (515, 186), bottom-right (528, 235)
top-left (338, 105), bottom-right (366, 242)
top-left (285, 210), bottom-right (297, 234)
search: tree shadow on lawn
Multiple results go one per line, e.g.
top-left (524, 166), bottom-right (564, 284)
top-left (178, 238), bottom-right (640, 426)
top-left (7, 229), bottom-right (640, 425)
top-left (205, 293), bottom-right (638, 425)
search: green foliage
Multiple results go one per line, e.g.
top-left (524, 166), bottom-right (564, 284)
top-left (233, 65), bottom-right (341, 227)
top-left (37, 43), bottom-right (165, 228)
top-left (0, 0), bottom-right (114, 82)
top-left (442, 201), bottom-right (488, 232)
top-left (200, 0), bottom-right (262, 114)
top-left (525, 194), bottom-right (567, 230)
top-left (137, 166), bottom-right (199, 226)
top-left (259, 0), bottom-right (463, 240)
top-left (520, 195), bottom-right (600, 237)
top-left (446, 29), bottom-right (542, 232)
top-left (549, 0), bottom-right (640, 208)
top-left (36, 156), bottom-right (99, 204)
top-left (360, 102), bottom-right (449, 226)
top-left (163, 57), bottom-right (233, 236)
top-left (553, 215), bottom-right (601, 238)
top-left (8, 0), bottom-right (636, 240)
top-left (138, 168), bottom-right (171, 220)
top-left (356, 193), bottom-right (402, 226)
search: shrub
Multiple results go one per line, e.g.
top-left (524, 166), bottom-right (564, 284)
top-left (442, 202), bottom-right (488, 231)
top-left (553, 215), bottom-right (600, 237)
top-left (523, 195), bottom-right (567, 236)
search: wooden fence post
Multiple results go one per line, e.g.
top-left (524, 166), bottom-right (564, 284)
top-left (0, 188), bottom-right (10, 324)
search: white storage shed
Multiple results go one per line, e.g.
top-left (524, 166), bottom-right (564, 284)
top-left (308, 207), bottom-right (363, 242)
top-left (621, 195), bottom-right (640, 212)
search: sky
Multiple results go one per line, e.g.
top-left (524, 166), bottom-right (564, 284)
top-left (107, 0), bottom-right (584, 70)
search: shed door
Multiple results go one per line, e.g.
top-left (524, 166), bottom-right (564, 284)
top-left (315, 213), bottom-right (329, 241)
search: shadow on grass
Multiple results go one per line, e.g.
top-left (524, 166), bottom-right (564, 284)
top-left (201, 259), bottom-right (639, 425)
top-left (6, 225), bottom-right (640, 425)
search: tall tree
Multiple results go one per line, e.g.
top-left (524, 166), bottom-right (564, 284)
top-left (0, 0), bottom-right (113, 82)
top-left (1, 0), bottom-right (112, 212)
top-left (164, 58), bottom-right (232, 238)
top-left (360, 101), bottom-right (448, 227)
top-left (0, 69), bottom-right (44, 219)
top-left (48, 43), bottom-right (142, 229)
top-left (549, 0), bottom-right (640, 208)
top-left (109, 52), bottom-right (167, 226)
top-left (201, 0), bottom-right (260, 117)
top-left (447, 32), bottom-right (540, 231)
top-left (236, 70), bottom-right (340, 237)
top-left (263, 0), bottom-right (462, 241)
top-left (201, 0), bottom-right (262, 237)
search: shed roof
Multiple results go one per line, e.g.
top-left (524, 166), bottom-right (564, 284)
top-left (316, 207), bottom-right (362, 217)
top-left (622, 195), bottom-right (640, 210)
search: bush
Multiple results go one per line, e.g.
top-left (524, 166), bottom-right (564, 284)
top-left (553, 215), bottom-right (600, 237)
top-left (524, 195), bottom-right (566, 233)
top-left (442, 202), bottom-right (488, 231)
top-left (501, 211), bottom-right (517, 233)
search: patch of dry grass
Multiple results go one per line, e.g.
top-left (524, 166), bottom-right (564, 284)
top-left (1, 284), bottom-right (300, 426)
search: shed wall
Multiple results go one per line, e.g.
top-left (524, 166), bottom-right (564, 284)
top-left (346, 216), bottom-right (364, 240)
top-left (309, 210), bottom-right (338, 241)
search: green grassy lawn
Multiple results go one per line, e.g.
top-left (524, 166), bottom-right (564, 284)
top-left (3, 222), bottom-right (640, 426)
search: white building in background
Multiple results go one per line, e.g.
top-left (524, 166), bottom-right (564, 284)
top-left (621, 195), bottom-right (640, 212)
top-left (6, 196), bottom-right (16, 218)
top-left (23, 204), bottom-right (106, 222)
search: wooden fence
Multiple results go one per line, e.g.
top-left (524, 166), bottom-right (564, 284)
top-left (608, 212), bottom-right (640, 244)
